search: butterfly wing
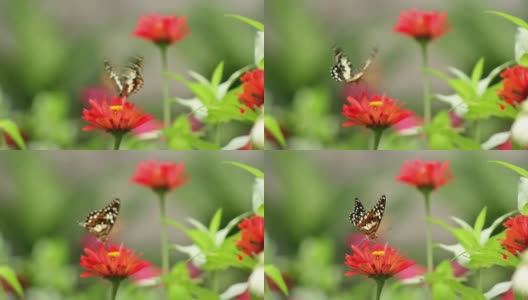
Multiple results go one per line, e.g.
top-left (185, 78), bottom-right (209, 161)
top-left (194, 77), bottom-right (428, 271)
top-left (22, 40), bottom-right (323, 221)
top-left (349, 197), bottom-right (366, 226)
top-left (356, 195), bottom-right (386, 240)
top-left (78, 198), bottom-right (121, 241)
top-left (346, 47), bottom-right (379, 83)
top-left (330, 47), bottom-right (353, 82)
top-left (119, 56), bottom-right (144, 97)
top-left (104, 60), bottom-right (123, 94)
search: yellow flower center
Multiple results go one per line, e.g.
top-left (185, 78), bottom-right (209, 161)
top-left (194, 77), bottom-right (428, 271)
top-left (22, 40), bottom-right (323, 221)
top-left (108, 251), bottom-right (121, 258)
top-left (110, 105), bottom-right (123, 111)
top-left (372, 250), bottom-right (385, 256)
top-left (370, 101), bottom-right (383, 107)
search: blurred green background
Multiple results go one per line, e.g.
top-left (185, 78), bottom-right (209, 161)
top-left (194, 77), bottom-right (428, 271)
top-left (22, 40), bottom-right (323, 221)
top-left (0, 0), bottom-right (262, 149)
top-left (265, 0), bottom-right (527, 149)
top-left (0, 151), bottom-right (263, 298)
top-left (266, 151), bottom-right (527, 299)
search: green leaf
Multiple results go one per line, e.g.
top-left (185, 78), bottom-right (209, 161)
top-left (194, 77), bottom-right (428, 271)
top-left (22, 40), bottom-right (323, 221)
top-left (487, 10), bottom-right (528, 30)
top-left (0, 266), bottom-right (23, 296)
top-left (225, 14), bottom-right (264, 31)
top-left (264, 265), bottom-right (289, 296)
top-left (264, 115), bottom-right (286, 147)
top-left (471, 57), bottom-right (485, 87)
top-left (209, 209), bottom-right (222, 234)
top-left (0, 119), bottom-right (26, 149)
top-left (211, 61), bottom-right (224, 90)
top-left (473, 207), bottom-right (487, 241)
top-left (223, 161), bottom-right (264, 178)
top-left (489, 160), bottom-right (528, 177)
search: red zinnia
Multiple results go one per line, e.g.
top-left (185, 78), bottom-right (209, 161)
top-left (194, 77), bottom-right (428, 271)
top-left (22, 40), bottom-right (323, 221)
top-left (393, 9), bottom-right (450, 42)
top-left (498, 65), bottom-right (528, 108)
top-left (342, 94), bottom-right (414, 128)
top-left (239, 69), bottom-right (264, 111)
top-left (396, 160), bottom-right (453, 190)
top-left (236, 216), bottom-right (264, 258)
top-left (131, 160), bottom-right (189, 193)
top-left (344, 243), bottom-right (415, 278)
top-left (80, 243), bottom-right (151, 279)
top-left (133, 14), bottom-right (190, 45)
top-left (500, 214), bottom-right (528, 256)
top-left (82, 97), bottom-right (154, 133)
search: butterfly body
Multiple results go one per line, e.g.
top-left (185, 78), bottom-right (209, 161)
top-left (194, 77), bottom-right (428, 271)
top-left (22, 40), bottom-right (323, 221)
top-left (330, 47), bottom-right (378, 83)
top-left (104, 56), bottom-right (144, 98)
top-left (78, 198), bottom-right (120, 242)
top-left (349, 195), bottom-right (386, 240)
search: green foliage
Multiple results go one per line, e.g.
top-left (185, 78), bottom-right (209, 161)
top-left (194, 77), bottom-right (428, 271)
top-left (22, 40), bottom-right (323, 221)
top-left (168, 209), bottom-right (254, 271)
top-left (424, 112), bottom-right (482, 149)
top-left (165, 262), bottom-right (221, 300)
top-left (430, 58), bottom-right (515, 120)
top-left (488, 11), bottom-right (528, 30)
top-left (426, 261), bottom-right (485, 300)
top-left (0, 119), bottom-right (25, 149)
top-left (264, 264), bottom-right (289, 295)
top-left (225, 15), bottom-right (264, 31)
top-left (223, 161), bottom-right (264, 179)
top-left (0, 265), bottom-right (23, 297)
top-left (164, 116), bottom-right (219, 150)
top-left (264, 115), bottom-right (286, 147)
top-left (431, 207), bottom-right (517, 269)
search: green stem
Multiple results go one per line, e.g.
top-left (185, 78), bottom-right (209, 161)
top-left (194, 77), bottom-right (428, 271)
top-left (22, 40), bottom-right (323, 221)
top-left (420, 42), bottom-right (431, 124)
top-left (158, 193), bottom-right (169, 274)
top-left (113, 132), bottom-right (124, 150)
top-left (110, 279), bottom-right (121, 300)
top-left (375, 278), bottom-right (386, 300)
top-left (475, 269), bottom-right (482, 292)
top-left (215, 124), bottom-right (222, 146)
top-left (372, 128), bottom-right (384, 150)
top-left (423, 191), bottom-right (434, 273)
top-left (473, 120), bottom-right (481, 143)
top-left (160, 46), bottom-right (170, 128)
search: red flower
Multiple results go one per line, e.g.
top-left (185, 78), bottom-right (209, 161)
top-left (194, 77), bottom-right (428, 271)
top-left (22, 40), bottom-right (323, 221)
top-left (236, 216), bottom-right (264, 258)
top-left (393, 9), bottom-right (450, 42)
top-left (80, 243), bottom-right (151, 279)
top-left (82, 97), bottom-right (154, 134)
top-left (132, 119), bottom-right (163, 139)
top-left (344, 243), bottom-right (415, 278)
top-left (131, 160), bottom-right (189, 193)
top-left (239, 69), bottom-right (264, 111)
top-left (396, 160), bottom-right (453, 190)
top-left (498, 65), bottom-right (528, 108)
top-left (133, 14), bottom-right (190, 45)
top-left (342, 94), bottom-right (414, 129)
top-left (500, 214), bottom-right (528, 256)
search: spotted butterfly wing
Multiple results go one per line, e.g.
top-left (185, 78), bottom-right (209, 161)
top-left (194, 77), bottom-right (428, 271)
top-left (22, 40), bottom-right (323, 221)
top-left (349, 195), bottom-right (386, 240)
top-left (78, 198), bottom-right (120, 242)
top-left (104, 56), bottom-right (144, 98)
top-left (330, 47), bottom-right (378, 83)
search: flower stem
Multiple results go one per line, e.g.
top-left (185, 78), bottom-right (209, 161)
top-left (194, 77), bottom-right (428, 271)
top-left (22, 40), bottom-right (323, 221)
top-left (423, 191), bottom-right (434, 273)
top-left (160, 45), bottom-right (170, 128)
top-left (158, 193), bottom-right (169, 274)
top-left (473, 120), bottom-right (481, 143)
top-left (475, 269), bottom-right (482, 292)
top-left (110, 279), bottom-right (121, 300)
top-left (372, 128), bottom-right (384, 150)
top-left (375, 278), bottom-right (386, 300)
top-left (420, 42), bottom-right (431, 124)
top-left (113, 132), bottom-right (124, 150)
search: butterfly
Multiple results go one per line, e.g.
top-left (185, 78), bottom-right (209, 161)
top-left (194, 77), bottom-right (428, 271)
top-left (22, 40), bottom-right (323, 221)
top-left (349, 195), bottom-right (386, 240)
top-left (104, 56), bottom-right (144, 98)
top-left (78, 198), bottom-right (120, 242)
top-left (330, 46), bottom-right (378, 83)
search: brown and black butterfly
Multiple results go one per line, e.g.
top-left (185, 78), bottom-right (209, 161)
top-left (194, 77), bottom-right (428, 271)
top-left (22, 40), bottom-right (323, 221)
top-left (104, 56), bottom-right (144, 98)
top-left (349, 195), bottom-right (386, 240)
top-left (330, 46), bottom-right (378, 83)
top-left (78, 198), bottom-right (120, 242)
